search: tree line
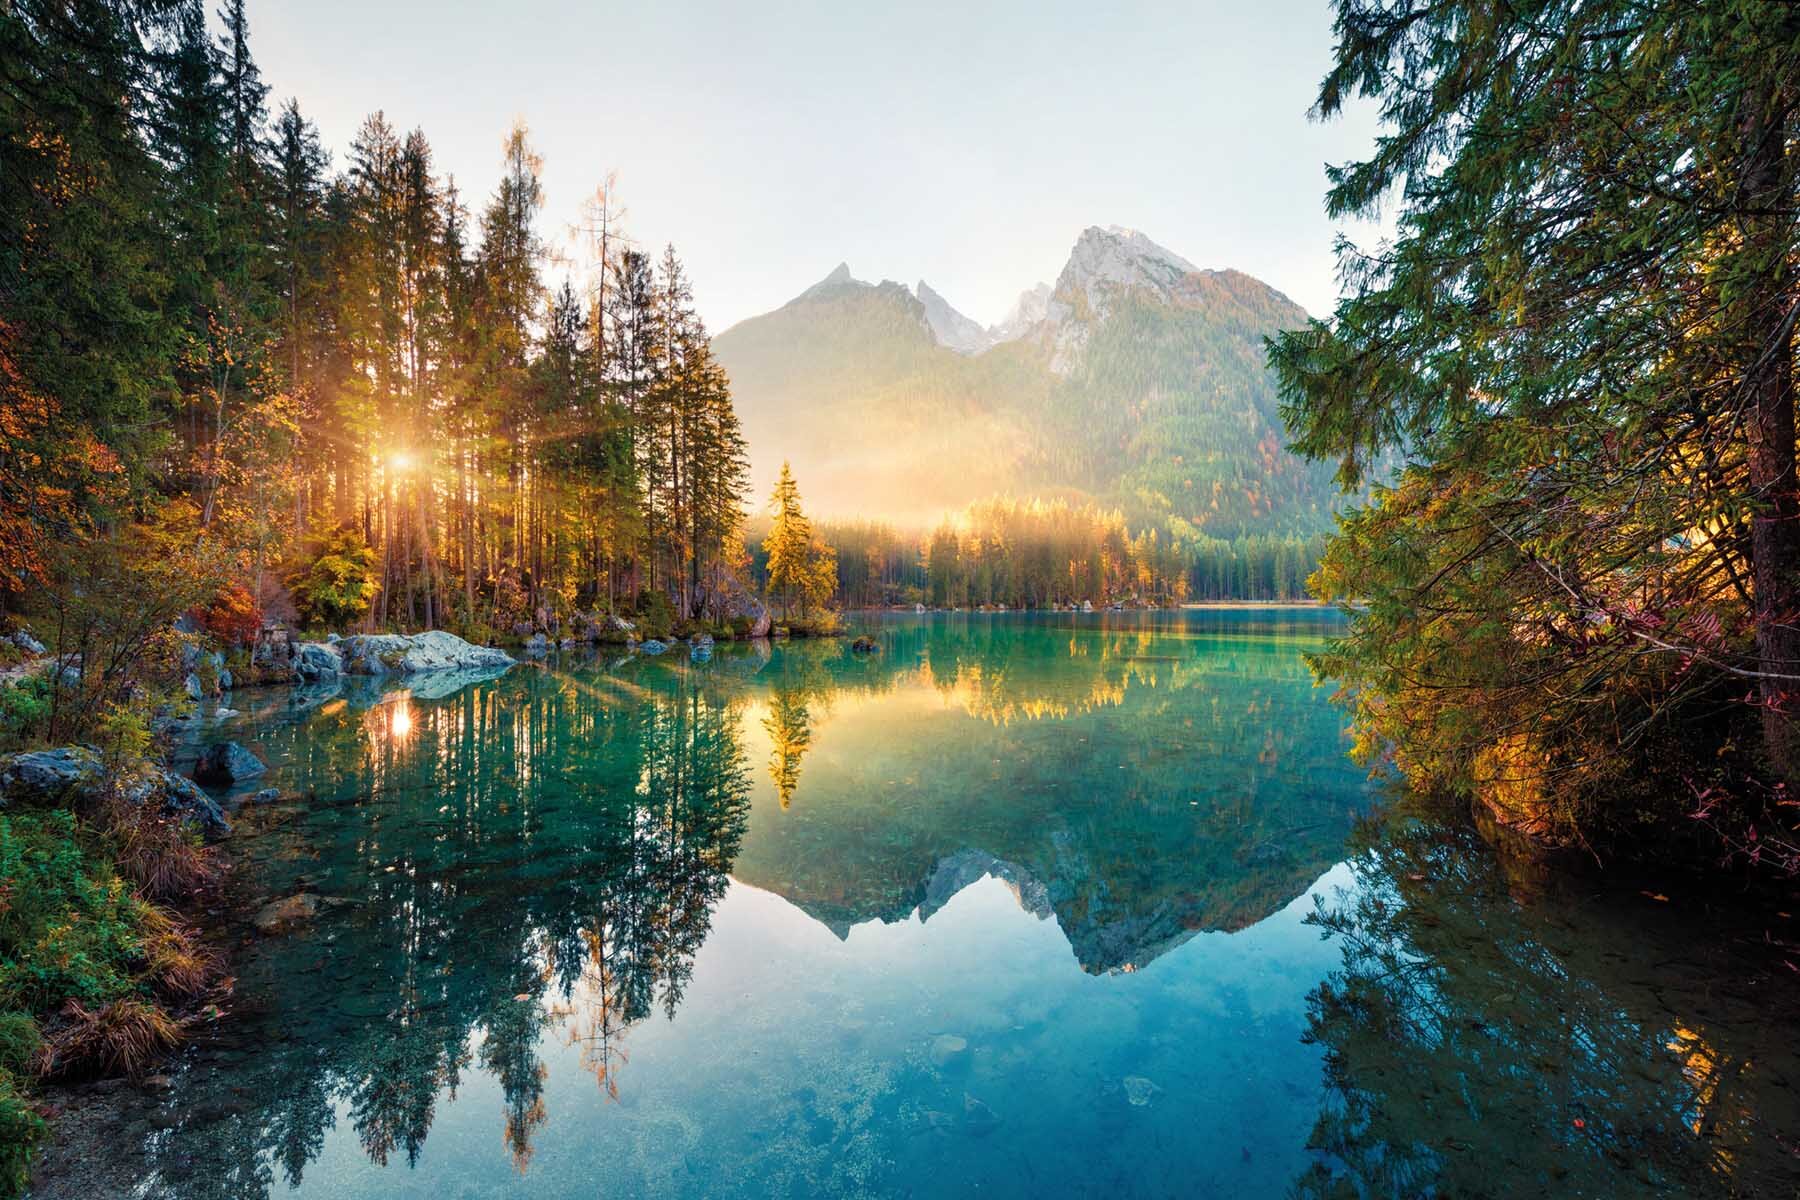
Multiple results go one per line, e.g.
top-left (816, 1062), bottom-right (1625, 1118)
top-left (749, 500), bottom-right (1325, 609)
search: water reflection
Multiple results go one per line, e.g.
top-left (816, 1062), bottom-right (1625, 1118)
top-left (1297, 806), bottom-right (1800, 1197)
top-left (113, 612), bottom-right (1799, 1198)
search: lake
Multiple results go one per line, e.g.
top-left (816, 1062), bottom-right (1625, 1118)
top-left (98, 611), bottom-right (1800, 1197)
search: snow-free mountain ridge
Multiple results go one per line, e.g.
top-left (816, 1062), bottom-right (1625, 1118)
top-left (712, 225), bottom-right (1332, 529)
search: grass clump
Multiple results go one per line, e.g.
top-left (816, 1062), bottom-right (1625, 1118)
top-left (0, 804), bottom-right (223, 1194)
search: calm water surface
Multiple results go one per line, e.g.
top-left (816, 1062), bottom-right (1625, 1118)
top-left (124, 612), bottom-right (1798, 1197)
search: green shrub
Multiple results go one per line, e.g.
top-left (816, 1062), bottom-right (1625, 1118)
top-left (0, 1070), bottom-right (46, 1198)
top-left (0, 810), bottom-right (148, 1013)
top-left (0, 675), bottom-right (53, 751)
top-left (0, 1014), bottom-right (40, 1076)
top-left (633, 591), bottom-right (676, 640)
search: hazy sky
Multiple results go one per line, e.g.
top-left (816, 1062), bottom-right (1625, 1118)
top-left (246, 0), bottom-right (1384, 333)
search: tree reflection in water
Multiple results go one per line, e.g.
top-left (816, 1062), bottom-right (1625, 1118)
top-left (1295, 806), bottom-right (1800, 1199)
top-left (144, 665), bottom-right (750, 1199)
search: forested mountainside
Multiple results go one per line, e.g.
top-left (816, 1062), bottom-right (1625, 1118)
top-left (714, 225), bottom-right (1341, 538)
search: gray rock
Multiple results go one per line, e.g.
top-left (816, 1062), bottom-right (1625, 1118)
top-left (692, 633), bottom-right (714, 647)
top-left (193, 741), bottom-right (267, 785)
top-left (638, 639), bottom-right (668, 655)
top-left (751, 608), bottom-right (773, 638)
top-left (293, 641), bottom-right (343, 681)
top-left (524, 633), bottom-right (549, 656)
top-left (338, 631), bottom-right (514, 676)
top-left (1, 746), bottom-right (104, 804)
top-left (606, 614), bottom-right (635, 633)
top-left (184, 673), bottom-right (204, 700)
top-left (689, 641), bottom-right (712, 663)
top-left (11, 630), bottom-right (45, 655)
top-left (247, 788), bottom-right (281, 806)
top-left (143, 769), bottom-right (231, 838)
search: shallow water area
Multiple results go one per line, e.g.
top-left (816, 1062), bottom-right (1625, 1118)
top-left (70, 611), bottom-right (1800, 1198)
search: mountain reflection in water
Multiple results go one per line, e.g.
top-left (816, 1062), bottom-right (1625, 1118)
top-left (101, 611), bottom-right (1799, 1199)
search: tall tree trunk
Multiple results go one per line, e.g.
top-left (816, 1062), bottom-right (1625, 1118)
top-left (1742, 81), bottom-right (1800, 780)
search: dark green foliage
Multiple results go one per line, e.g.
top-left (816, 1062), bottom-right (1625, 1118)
top-left (0, 810), bottom-right (149, 1013)
top-left (1270, 0), bottom-right (1800, 852)
top-left (0, 1071), bottom-right (46, 1198)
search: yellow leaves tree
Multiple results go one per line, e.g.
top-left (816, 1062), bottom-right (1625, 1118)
top-left (762, 462), bottom-right (837, 619)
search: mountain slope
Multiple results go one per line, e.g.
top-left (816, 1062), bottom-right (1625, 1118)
top-left (713, 227), bottom-right (1339, 535)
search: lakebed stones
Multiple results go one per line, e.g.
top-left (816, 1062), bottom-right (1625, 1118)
top-left (193, 741), bottom-right (267, 785)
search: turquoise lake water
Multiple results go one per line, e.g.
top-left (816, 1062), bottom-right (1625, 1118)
top-left (113, 611), bottom-right (1800, 1198)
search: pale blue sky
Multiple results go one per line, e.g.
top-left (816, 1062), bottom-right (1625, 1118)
top-left (246, 0), bottom-right (1383, 333)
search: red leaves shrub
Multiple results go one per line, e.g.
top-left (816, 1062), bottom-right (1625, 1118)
top-left (191, 581), bottom-right (261, 647)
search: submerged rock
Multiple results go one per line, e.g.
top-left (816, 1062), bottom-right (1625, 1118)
top-left (930, 1033), bottom-right (969, 1066)
top-left (253, 893), bottom-right (320, 934)
top-left (638, 639), bottom-right (669, 655)
top-left (193, 741), bottom-right (267, 785)
top-left (962, 1093), bottom-right (1001, 1137)
top-left (1122, 1076), bottom-right (1161, 1107)
top-left (851, 636), bottom-right (879, 654)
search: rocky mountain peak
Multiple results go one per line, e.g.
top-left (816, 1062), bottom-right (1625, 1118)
top-left (989, 282), bottom-right (1052, 344)
top-left (914, 279), bottom-right (993, 355)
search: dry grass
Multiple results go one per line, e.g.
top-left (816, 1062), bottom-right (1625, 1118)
top-left (136, 906), bottom-right (221, 1001)
top-left (98, 796), bottom-right (220, 903)
top-left (37, 998), bottom-right (181, 1079)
